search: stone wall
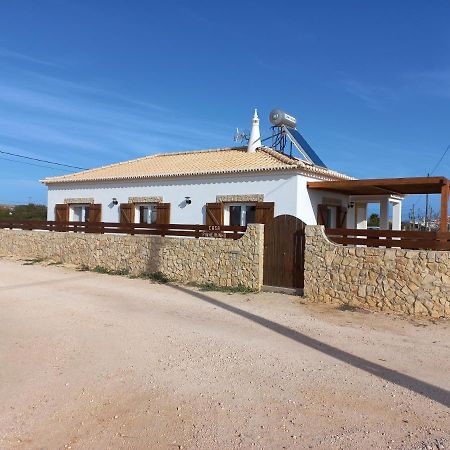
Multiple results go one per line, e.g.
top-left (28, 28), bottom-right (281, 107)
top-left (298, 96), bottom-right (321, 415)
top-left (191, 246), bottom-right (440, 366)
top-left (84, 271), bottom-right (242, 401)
top-left (0, 225), bottom-right (264, 290)
top-left (304, 226), bottom-right (450, 318)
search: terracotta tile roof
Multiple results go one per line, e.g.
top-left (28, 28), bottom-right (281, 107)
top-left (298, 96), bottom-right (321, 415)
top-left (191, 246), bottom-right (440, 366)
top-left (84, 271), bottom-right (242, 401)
top-left (41, 146), bottom-right (353, 184)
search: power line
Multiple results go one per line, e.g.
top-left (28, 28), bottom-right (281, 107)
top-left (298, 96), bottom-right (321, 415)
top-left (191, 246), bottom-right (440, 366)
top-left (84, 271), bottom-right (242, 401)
top-left (430, 143), bottom-right (450, 175)
top-left (0, 156), bottom-right (74, 172)
top-left (0, 149), bottom-right (86, 170)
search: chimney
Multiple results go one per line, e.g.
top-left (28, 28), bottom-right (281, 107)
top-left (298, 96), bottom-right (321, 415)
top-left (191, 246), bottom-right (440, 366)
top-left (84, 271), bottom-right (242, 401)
top-left (247, 109), bottom-right (261, 153)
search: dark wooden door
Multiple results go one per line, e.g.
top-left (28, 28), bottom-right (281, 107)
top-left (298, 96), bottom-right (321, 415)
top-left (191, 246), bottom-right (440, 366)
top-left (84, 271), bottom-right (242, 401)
top-left (263, 215), bottom-right (305, 289)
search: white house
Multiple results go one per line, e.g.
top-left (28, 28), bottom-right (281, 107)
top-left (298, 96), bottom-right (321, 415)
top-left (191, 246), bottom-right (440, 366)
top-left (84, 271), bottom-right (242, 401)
top-left (41, 111), bottom-right (403, 229)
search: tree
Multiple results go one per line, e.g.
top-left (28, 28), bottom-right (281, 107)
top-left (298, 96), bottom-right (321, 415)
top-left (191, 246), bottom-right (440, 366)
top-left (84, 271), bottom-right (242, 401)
top-left (368, 213), bottom-right (380, 227)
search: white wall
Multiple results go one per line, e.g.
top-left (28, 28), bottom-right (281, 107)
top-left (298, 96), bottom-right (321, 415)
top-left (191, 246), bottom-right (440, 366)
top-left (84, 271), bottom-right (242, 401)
top-left (47, 172), bottom-right (301, 224)
top-left (47, 172), bottom-right (353, 225)
top-left (305, 178), bottom-right (350, 225)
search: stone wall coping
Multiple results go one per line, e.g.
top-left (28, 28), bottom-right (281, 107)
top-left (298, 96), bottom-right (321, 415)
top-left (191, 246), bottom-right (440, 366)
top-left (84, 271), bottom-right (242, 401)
top-left (216, 194), bottom-right (264, 203)
top-left (128, 196), bottom-right (163, 204)
top-left (64, 198), bottom-right (95, 204)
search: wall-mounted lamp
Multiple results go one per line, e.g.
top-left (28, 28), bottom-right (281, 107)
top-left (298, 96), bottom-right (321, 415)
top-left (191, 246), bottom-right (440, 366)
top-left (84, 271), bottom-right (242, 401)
top-left (112, 198), bottom-right (118, 205)
top-left (347, 201), bottom-right (355, 209)
top-left (185, 196), bottom-right (192, 205)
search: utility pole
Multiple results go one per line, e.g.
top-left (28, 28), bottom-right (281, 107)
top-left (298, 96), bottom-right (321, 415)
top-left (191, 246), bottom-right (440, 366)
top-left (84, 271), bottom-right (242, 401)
top-left (428, 142), bottom-right (450, 231)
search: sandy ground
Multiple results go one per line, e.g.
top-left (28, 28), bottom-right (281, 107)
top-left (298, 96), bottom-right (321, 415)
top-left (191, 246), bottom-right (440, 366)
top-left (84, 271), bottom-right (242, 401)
top-left (0, 258), bottom-right (449, 450)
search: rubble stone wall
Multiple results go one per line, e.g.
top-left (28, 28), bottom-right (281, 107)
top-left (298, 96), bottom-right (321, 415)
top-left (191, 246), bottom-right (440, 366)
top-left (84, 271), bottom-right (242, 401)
top-left (304, 226), bottom-right (450, 318)
top-left (0, 225), bottom-right (264, 290)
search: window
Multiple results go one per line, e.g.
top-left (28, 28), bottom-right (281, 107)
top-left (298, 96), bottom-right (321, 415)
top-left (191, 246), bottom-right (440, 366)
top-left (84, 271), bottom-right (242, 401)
top-left (229, 205), bottom-right (241, 226)
top-left (326, 206), bottom-right (337, 228)
top-left (246, 205), bottom-right (256, 224)
top-left (326, 207), bottom-right (332, 228)
top-left (138, 204), bottom-right (157, 224)
top-left (71, 204), bottom-right (90, 222)
top-left (225, 203), bottom-right (256, 226)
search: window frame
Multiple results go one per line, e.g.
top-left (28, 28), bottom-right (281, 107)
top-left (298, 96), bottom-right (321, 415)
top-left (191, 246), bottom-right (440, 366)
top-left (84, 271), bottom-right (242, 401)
top-left (135, 203), bottom-right (158, 224)
top-left (70, 204), bottom-right (90, 222)
top-left (224, 202), bottom-right (257, 226)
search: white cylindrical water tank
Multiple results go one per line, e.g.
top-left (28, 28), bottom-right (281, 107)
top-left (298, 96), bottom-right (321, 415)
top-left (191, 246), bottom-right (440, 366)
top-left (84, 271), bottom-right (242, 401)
top-left (269, 109), bottom-right (297, 128)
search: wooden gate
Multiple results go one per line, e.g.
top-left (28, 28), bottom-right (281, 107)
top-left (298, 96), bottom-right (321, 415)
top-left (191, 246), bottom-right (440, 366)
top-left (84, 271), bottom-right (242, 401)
top-left (263, 215), bottom-right (306, 289)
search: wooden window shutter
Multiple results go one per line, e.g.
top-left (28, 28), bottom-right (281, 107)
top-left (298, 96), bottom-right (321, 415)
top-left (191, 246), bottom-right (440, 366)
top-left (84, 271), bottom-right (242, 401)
top-left (337, 206), bottom-right (347, 228)
top-left (156, 203), bottom-right (171, 225)
top-left (120, 203), bottom-right (135, 224)
top-left (317, 204), bottom-right (328, 226)
top-left (88, 204), bottom-right (102, 223)
top-left (255, 202), bottom-right (274, 224)
top-left (205, 202), bottom-right (224, 226)
top-left (55, 204), bottom-right (69, 222)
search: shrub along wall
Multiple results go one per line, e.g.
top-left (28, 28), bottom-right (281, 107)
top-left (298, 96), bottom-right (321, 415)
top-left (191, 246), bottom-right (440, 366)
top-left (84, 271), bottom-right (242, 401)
top-left (0, 225), bottom-right (264, 290)
top-left (304, 226), bottom-right (450, 318)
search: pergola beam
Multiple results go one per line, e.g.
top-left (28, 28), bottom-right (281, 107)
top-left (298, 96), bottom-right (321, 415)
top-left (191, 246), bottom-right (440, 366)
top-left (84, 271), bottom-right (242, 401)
top-left (371, 185), bottom-right (404, 196)
top-left (307, 176), bottom-right (449, 195)
top-left (441, 180), bottom-right (449, 232)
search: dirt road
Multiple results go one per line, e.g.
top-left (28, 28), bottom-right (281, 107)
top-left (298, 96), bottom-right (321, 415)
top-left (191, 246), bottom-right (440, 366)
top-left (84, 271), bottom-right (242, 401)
top-left (0, 258), bottom-right (449, 449)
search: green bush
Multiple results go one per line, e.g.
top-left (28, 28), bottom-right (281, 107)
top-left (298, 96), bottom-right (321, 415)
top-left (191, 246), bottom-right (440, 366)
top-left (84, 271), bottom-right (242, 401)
top-left (81, 265), bottom-right (130, 276)
top-left (194, 282), bottom-right (256, 294)
top-left (0, 204), bottom-right (47, 221)
top-left (134, 271), bottom-right (171, 283)
top-left (22, 258), bottom-right (45, 265)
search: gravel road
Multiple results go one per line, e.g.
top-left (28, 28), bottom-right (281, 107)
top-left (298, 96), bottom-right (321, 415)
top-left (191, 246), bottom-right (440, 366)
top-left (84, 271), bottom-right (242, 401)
top-left (0, 258), bottom-right (449, 450)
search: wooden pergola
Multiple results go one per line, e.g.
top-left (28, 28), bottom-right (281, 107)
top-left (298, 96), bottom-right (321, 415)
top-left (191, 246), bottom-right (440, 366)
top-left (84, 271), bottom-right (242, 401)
top-left (308, 176), bottom-right (449, 232)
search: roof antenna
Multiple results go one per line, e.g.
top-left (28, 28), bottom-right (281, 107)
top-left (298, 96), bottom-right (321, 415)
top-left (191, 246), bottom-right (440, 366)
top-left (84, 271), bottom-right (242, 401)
top-left (233, 127), bottom-right (249, 144)
top-left (247, 109), bottom-right (261, 153)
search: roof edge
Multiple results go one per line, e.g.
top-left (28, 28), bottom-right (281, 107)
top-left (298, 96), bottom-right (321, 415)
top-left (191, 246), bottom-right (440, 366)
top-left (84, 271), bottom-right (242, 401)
top-left (41, 146), bottom-right (353, 185)
top-left (41, 146), bottom-right (248, 184)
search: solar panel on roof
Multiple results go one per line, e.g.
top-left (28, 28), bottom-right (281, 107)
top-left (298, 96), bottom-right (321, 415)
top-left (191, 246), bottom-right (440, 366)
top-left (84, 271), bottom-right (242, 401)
top-left (285, 126), bottom-right (327, 168)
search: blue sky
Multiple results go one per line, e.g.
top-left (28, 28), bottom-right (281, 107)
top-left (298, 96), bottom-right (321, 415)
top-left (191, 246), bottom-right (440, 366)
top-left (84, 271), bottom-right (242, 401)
top-left (0, 0), bottom-right (449, 216)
